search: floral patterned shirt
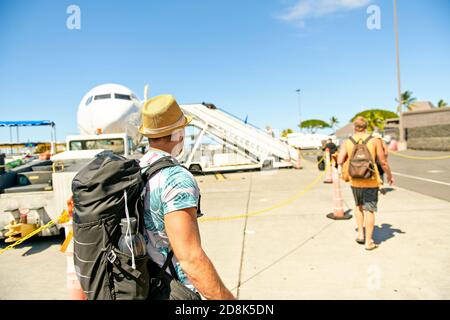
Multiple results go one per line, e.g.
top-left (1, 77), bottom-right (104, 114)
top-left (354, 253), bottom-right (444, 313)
top-left (140, 148), bottom-right (200, 291)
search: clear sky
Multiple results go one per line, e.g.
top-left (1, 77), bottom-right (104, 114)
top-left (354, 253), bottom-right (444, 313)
top-left (0, 0), bottom-right (449, 142)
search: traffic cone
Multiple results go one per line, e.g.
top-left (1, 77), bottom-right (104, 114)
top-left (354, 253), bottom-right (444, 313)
top-left (323, 149), bottom-right (333, 184)
top-left (62, 219), bottom-right (86, 300)
top-left (326, 164), bottom-right (352, 220)
top-left (62, 196), bottom-right (86, 300)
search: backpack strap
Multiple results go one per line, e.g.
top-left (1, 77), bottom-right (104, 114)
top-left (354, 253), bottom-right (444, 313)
top-left (349, 135), bottom-right (372, 145)
top-left (363, 134), bottom-right (373, 145)
top-left (157, 250), bottom-right (180, 281)
top-left (349, 137), bottom-right (358, 145)
top-left (142, 157), bottom-right (203, 216)
top-left (142, 156), bottom-right (179, 181)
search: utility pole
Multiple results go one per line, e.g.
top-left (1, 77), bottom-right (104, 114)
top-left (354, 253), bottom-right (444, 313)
top-left (296, 89), bottom-right (301, 132)
top-left (394, 0), bottom-right (406, 149)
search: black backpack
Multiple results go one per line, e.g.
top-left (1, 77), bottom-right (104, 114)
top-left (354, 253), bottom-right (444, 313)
top-left (72, 152), bottom-right (178, 300)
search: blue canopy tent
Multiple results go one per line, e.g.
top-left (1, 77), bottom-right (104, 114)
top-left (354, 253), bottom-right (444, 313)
top-left (0, 120), bottom-right (55, 127)
top-left (0, 120), bottom-right (56, 154)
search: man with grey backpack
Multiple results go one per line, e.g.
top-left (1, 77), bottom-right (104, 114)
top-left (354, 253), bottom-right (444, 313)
top-left (72, 94), bottom-right (234, 300)
top-left (138, 94), bottom-right (235, 300)
top-left (337, 117), bottom-right (394, 251)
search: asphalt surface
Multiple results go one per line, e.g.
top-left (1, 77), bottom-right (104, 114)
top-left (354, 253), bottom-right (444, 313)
top-left (388, 150), bottom-right (450, 203)
top-left (2, 155), bottom-right (450, 299)
top-left (301, 149), bottom-right (450, 202)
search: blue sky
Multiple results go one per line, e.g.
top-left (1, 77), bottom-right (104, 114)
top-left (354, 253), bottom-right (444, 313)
top-left (0, 0), bottom-right (449, 142)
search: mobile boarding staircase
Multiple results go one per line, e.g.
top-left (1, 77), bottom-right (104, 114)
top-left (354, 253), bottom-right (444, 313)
top-left (179, 103), bottom-right (298, 173)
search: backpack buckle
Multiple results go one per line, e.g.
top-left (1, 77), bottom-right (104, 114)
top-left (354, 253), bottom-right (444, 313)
top-left (106, 250), bottom-right (117, 264)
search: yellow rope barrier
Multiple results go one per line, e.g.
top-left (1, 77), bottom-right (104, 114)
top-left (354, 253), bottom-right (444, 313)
top-left (199, 158), bottom-right (326, 222)
top-left (0, 158), bottom-right (328, 251)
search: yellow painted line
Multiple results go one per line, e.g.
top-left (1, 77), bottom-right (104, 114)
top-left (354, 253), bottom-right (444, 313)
top-left (390, 151), bottom-right (450, 160)
top-left (214, 173), bottom-right (226, 181)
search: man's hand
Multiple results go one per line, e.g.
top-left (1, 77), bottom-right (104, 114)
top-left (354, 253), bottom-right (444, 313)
top-left (387, 174), bottom-right (395, 186)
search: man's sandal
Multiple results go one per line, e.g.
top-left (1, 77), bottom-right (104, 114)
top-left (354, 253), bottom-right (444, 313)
top-left (365, 242), bottom-right (379, 251)
top-left (356, 238), bottom-right (365, 245)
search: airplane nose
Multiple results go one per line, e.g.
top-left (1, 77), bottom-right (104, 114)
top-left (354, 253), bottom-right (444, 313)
top-left (79, 100), bottom-right (140, 134)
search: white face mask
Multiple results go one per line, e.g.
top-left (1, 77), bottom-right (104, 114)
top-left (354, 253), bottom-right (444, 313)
top-left (170, 129), bottom-right (185, 158)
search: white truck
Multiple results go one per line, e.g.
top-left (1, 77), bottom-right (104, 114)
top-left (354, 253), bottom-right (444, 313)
top-left (0, 84), bottom-right (143, 241)
top-left (284, 132), bottom-right (332, 150)
top-left (64, 133), bottom-right (135, 157)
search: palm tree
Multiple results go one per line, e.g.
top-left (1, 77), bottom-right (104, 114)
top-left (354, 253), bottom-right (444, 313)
top-left (299, 119), bottom-right (331, 134)
top-left (437, 99), bottom-right (448, 108)
top-left (364, 111), bottom-right (385, 133)
top-left (281, 128), bottom-right (294, 138)
top-left (351, 109), bottom-right (397, 133)
top-left (329, 116), bottom-right (339, 131)
top-left (397, 90), bottom-right (416, 113)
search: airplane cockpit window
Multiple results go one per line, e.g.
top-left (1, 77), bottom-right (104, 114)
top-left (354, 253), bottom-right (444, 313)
top-left (94, 94), bottom-right (111, 100)
top-left (85, 96), bottom-right (93, 106)
top-left (114, 93), bottom-right (131, 100)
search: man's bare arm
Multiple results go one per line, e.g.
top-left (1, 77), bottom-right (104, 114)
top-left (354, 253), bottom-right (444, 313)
top-left (337, 143), bottom-right (348, 166)
top-left (165, 208), bottom-right (235, 300)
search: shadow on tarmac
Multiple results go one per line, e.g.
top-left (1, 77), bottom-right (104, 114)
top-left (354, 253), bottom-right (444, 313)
top-left (374, 223), bottom-right (405, 244)
top-left (0, 233), bottom-right (65, 256)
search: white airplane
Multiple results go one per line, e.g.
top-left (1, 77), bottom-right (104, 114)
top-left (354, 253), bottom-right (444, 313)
top-left (77, 83), bottom-right (144, 147)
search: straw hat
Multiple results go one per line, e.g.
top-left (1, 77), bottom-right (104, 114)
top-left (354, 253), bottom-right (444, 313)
top-left (138, 94), bottom-right (192, 138)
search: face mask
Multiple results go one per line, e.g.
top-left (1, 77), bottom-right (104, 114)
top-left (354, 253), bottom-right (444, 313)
top-left (170, 129), bottom-right (185, 158)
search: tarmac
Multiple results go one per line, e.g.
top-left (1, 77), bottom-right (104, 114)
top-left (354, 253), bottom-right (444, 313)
top-left (1, 155), bottom-right (450, 299)
top-left (388, 150), bottom-right (450, 202)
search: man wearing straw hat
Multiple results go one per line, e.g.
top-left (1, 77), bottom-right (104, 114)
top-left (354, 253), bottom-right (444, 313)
top-left (139, 94), bottom-right (235, 300)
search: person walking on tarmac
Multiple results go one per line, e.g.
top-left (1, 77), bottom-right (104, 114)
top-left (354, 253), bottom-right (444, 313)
top-left (139, 94), bottom-right (235, 300)
top-left (323, 138), bottom-right (338, 167)
top-left (337, 117), bottom-right (394, 251)
top-left (323, 138), bottom-right (338, 156)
